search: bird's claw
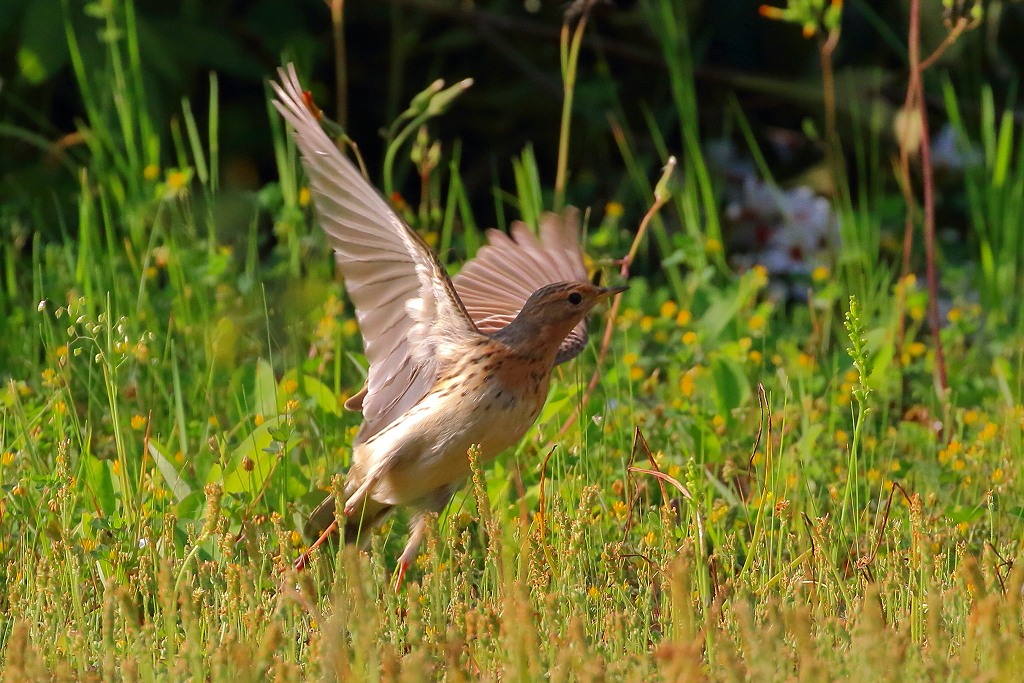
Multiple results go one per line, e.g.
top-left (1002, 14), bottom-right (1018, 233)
top-left (291, 519), bottom-right (339, 573)
top-left (293, 552), bottom-right (310, 572)
top-left (393, 560), bottom-right (410, 594)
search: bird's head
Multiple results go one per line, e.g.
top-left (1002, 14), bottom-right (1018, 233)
top-left (521, 281), bottom-right (627, 323)
top-left (499, 281), bottom-right (627, 358)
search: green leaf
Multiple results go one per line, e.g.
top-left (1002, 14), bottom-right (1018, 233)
top-left (943, 504), bottom-right (984, 525)
top-left (222, 416), bottom-right (295, 494)
top-left (282, 369), bottom-right (340, 416)
top-left (17, 0), bottom-right (68, 84)
top-left (686, 420), bottom-right (722, 462)
top-left (81, 455), bottom-right (116, 517)
top-left (254, 358), bottom-right (278, 417)
top-left (147, 439), bottom-right (194, 502)
top-left (710, 356), bottom-right (751, 420)
top-left (794, 423), bottom-right (825, 462)
top-left (539, 388), bottom-right (574, 424)
top-left (175, 489), bottom-right (206, 522)
top-left (697, 273), bottom-right (759, 343)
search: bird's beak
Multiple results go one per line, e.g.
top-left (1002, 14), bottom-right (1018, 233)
top-left (597, 284), bottom-right (629, 300)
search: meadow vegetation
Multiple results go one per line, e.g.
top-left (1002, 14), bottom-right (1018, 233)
top-left (2, 0), bottom-right (1024, 680)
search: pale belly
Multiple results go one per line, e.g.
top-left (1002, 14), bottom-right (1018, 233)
top-left (356, 372), bottom-right (549, 507)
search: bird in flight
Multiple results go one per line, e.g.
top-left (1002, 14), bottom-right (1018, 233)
top-left (272, 64), bottom-right (625, 589)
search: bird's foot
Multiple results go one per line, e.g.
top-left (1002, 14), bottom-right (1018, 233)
top-left (393, 559), bottom-right (410, 594)
top-left (292, 519), bottom-right (338, 573)
top-left (293, 552), bottom-right (311, 572)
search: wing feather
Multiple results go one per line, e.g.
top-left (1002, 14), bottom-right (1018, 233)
top-left (272, 64), bottom-right (476, 442)
top-left (454, 209), bottom-right (589, 364)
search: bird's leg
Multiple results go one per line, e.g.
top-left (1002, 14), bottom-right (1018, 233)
top-left (293, 519), bottom-right (339, 571)
top-left (393, 515), bottom-right (428, 593)
top-left (392, 483), bottom-right (460, 593)
top-left (343, 476), bottom-right (377, 517)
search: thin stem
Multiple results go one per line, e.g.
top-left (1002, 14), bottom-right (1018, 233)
top-left (819, 27), bottom-right (844, 194)
top-left (548, 158), bottom-right (676, 445)
top-left (383, 113), bottom-right (429, 198)
top-left (328, 0), bottom-right (348, 129)
top-left (918, 18), bottom-right (970, 72)
top-left (907, 0), bottom-right (949, 396)
top-left (554, 4), bottom-right (593, 212)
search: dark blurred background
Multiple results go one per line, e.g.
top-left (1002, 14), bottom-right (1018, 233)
top-left (1, 0), bottom-right (1021, 242)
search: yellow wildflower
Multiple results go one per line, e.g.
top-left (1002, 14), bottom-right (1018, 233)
top-left (978, 422), bottom-right (998, 442)
top-left (605, 201), bottom-right (624, 218)
top-left (751, 265), bottom-right (769, 288)
top-left (166, 169), bottom-right (188, 192)
top-left (709, 502), bottom-right (729, 524)
top-left (679, 371), bottom-right (696, 398)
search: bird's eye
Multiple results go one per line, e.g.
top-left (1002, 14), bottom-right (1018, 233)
top-left (567, 292), bottom-right (583, 305)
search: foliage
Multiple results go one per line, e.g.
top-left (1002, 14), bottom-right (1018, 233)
top-left (2, 0), bottom-right (1024, 680)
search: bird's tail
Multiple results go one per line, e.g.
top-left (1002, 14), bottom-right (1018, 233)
top-left (305, 494), bottom-right (392, 547)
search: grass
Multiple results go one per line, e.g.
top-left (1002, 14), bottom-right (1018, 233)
top-left (3, 1), bottom-right (1024, 680)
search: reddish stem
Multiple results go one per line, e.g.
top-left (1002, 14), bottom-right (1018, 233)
top-left (907, 0), bottom-right (949, 395)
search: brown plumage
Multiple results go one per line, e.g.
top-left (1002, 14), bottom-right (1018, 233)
top-left (272, 65), bottom-right (625, 587)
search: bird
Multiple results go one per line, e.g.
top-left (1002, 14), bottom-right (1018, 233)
top-left (271, 64), bottom-right (626, 588)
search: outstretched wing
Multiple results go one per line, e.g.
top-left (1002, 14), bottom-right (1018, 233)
top-left (454, 209), bottom-right (590, 364)
top-left (272, 64), bottom-right (476, 443)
